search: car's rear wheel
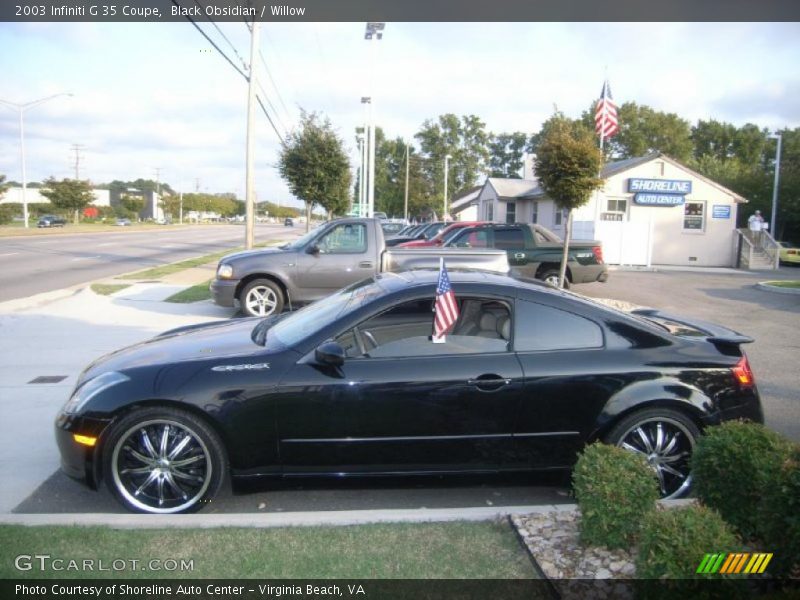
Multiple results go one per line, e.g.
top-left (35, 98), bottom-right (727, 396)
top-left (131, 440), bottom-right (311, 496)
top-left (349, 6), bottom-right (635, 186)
top-left (103, 407), bottom-right (227, 514)
top-left (240, 278), bottom-right (284, 318)
top-left (540, 269), bottom-right (570, 289)
top-left (604, 407), bottom-right (700, 500)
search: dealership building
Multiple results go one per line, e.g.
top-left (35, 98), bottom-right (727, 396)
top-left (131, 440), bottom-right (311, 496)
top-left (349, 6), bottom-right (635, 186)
top-left (453, 152), bottom-right (750, 268)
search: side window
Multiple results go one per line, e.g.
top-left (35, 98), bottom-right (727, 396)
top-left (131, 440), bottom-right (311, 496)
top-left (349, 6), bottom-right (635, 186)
top-left (514, 299), bottom-right (603, 351)
top-left (505, 202), bottom-right (516, 224)
top-left (335, 298), bottom-right (511, 359)
top-left (451, 229), bottom-right (489, 248)
top-left (494, 228), bottom-right (525, 250)
top-left (318, 223), bottom-right (367, 254)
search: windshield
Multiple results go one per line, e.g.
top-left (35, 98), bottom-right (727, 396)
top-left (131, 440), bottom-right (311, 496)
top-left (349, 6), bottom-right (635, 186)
top-left (440, 226), bottom-right (466, 244)
top-left (280, 227), bottom-right (322, 250)
top-left (266, 277), bottom-right (386, 347)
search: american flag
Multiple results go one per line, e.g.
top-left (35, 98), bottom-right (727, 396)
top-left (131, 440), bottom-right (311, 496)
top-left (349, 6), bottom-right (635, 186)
top-left (433, 259), bottom-right (459, 340)
top-left (595, 79), bottom-right (619, 140)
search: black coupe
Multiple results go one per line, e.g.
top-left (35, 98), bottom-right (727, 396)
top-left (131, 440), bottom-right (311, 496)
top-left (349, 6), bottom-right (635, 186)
top-left (56, 271), bottom-right (763, 513)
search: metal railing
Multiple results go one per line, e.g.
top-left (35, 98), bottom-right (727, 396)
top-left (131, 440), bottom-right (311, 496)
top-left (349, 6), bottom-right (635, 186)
top-left (737, 228), bottom-right (779, 269)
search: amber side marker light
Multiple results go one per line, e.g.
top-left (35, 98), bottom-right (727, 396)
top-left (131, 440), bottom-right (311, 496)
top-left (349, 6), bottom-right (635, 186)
top-left (732, 356), bottom-right (754, 386)
top-left (73, 434), bottom-right (97, 447)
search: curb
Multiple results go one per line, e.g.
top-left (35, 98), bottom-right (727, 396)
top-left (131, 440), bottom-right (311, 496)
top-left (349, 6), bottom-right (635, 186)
top-left (2, 505), bottom-right (573, 529)
top-left (756, 281), bottom-right (800, 295)
top-left (0, 286), bottom-right (83, 312)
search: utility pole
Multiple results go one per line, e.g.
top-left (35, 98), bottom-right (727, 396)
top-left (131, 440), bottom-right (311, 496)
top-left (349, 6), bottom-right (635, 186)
top-left (194, 178), bottom-right (200, 193)
top-left (443, 154), bottom-right (452, 221)
top-left (404, 142), bottom-right (410, 222)
top-left (70, 144), bottom-right (86, 179)
top-left (245, 20), bottom-right (261, 247)
top-left (359, 100), bottom-right (370, 218)
top-left (364, 22), bottom-right (384, 219)
top-left (768, 132), bottom-right (782, 238)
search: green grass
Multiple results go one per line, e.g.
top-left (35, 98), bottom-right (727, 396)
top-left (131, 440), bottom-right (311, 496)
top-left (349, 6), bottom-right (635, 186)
top-left (165, 280), bottom-right (213, 303)
top-left (0, 521), bottom-right (535, 579)
top-left (764, 280), bottom-right (800, 288)
top-left (90, 283), bottom-right (132, 296)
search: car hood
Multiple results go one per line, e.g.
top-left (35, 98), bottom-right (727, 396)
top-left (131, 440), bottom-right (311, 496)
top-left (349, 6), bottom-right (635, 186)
top-left (77, 318), bottom-right (272, 386)
top-left (220, 247), bottom-right (288, 263)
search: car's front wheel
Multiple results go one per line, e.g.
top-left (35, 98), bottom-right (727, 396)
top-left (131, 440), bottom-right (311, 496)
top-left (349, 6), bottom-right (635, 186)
top-left (540, 269), bottom-right (570, 289)
top-left (102, 407), bottom-right (227, 514)
top-left (604, 407), bottom-right (700, 500)
top-left (240, 278), bottom-right (284, 318)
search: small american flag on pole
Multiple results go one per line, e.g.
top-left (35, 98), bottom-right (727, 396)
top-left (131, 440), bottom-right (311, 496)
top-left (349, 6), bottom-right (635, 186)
top-left (433, 258), bottom-right (459, 342)
top-left (595, 79), bottom-right (619, 141)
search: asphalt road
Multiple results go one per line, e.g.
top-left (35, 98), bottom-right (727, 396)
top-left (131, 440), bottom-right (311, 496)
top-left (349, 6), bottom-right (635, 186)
top-left (0, 224), bottom-right (299, 302)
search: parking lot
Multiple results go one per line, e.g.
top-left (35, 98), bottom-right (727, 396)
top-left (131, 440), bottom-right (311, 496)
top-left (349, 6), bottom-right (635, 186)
top-left (3, 265), bottom-right (798, 514)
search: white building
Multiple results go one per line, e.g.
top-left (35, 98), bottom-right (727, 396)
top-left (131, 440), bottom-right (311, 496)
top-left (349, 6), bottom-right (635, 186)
top-left (465, 153), bottom-right (749, 268)
top-left (1, 186), bottom-right (111, 207)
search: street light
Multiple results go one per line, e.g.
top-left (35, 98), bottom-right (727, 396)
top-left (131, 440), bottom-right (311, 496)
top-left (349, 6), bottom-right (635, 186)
top-left (359, 98), bottom-right (371, 218)
top-left (364, 22), bottom-right (384, 218)
top-left (768, 132), bottom-right (782, 237)
top-left (443, 154), bottom-right (452, 221)
top-left (0, 93), bottom-right (73, 228)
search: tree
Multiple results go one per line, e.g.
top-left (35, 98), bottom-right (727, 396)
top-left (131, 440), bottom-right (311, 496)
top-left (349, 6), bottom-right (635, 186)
top-left (39, 178), bottom-right (95, 224)
top-left (535, 114), bottom-right (603, 287)
top-left (279, 111), bottom-right (351, 231)
top-left (0, 174), bottom-right (12, 225)
top-left (0, 174), bottom-right (8, 199)
top-left (120, 194), bottom-right (145, 218)
top-left (488, 132), bottom-right (528, 178)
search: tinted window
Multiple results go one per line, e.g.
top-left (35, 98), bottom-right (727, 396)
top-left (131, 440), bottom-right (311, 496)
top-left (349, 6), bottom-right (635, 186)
top-left (451, 229), bottom-right (489, 248)
top-left (494, 228), bottom-right (525, 250)
top-left (514, 299), bottom-right (603, 351)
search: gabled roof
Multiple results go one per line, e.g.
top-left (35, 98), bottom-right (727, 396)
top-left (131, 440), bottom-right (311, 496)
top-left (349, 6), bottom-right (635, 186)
top-left (486, 177), bottom-right (543, 199)
top-left (450, 185), bottom-right (482, 213)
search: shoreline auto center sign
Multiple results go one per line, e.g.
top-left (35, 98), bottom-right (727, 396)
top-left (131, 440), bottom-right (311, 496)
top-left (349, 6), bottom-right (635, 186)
top-left (628, 178), bottom-right (692, 206)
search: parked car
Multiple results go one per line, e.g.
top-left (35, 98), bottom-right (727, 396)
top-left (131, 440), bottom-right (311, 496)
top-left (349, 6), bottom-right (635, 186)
top-left (372, 211), bottom-right (388, 220)
top-left (385, 221), bottom-right (450, 247)
top-left (211, 217), bottom-right (509, 317)
top-left (380, 221), bottom-right (407, 236)
top-left (444, 223), bottom-right (607, 288)
top-left (778, 241), bottom-right (800, 265)
top-left (37, 215), bottom-right (66, 228)
top-left (56, 270), bottom-right (763, 513)
top-left (284, 218), bottom-right (294, 227)
top-left (115, 218), bottom-right (132, 226)
top-left (398, 221), bottom-right (485, 248)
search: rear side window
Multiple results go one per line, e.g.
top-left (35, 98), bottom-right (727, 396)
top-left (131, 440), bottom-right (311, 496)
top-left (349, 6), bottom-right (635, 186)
top-left (514, 299), bottom-right (603, 351)
top-left (494, 228), bottom-right (525, 250)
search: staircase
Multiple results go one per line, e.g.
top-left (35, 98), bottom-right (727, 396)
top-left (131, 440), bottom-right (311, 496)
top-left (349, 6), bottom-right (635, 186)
top-left (736, 229), bottom-right (779, 270)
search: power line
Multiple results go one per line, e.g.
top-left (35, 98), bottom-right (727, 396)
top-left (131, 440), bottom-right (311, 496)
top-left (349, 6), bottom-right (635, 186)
top-left (258, 49), bottom-right (293, 126)
top-left (256, 80), bottom-right (288, 139)
top-left (255, 94), bottom-right (288, 149)
top-left (193, 0), bottom-right (248, 71)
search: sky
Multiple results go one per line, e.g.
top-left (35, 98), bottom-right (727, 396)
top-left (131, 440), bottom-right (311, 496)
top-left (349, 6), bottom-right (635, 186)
top-left (0, 21), bottom-right (799, 209)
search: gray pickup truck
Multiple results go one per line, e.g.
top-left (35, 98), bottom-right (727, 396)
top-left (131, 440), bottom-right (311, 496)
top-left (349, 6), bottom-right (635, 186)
top-left (211, 218), bottom-right (509, 317)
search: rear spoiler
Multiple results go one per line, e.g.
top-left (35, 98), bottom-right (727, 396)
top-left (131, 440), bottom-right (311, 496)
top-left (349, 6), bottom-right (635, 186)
top-left (631, 308), bottom-right (754, 346)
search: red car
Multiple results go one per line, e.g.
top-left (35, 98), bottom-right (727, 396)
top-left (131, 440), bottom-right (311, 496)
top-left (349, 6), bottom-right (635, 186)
top-left (397, 221), bottom-right (485, 248)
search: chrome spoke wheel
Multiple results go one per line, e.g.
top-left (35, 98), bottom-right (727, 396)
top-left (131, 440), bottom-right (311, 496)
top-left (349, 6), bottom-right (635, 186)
top-left (616, 416), bottom-right (695, 499)
top-left (111, 419), bottom-right (212, 513)
top-left (245, 287), bottom-right (277, 317)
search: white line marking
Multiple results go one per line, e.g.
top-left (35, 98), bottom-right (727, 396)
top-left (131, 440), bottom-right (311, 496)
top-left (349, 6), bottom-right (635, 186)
top-left (71, 256), bottom-right (102, 261)
top-left (0, 252), bottom-right (20, 257)
top-left (96, 242), bottom-right (118, 247)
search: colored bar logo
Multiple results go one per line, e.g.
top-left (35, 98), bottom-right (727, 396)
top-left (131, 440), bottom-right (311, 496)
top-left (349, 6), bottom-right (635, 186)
top-left (696, 553), bottom-right (773, 574)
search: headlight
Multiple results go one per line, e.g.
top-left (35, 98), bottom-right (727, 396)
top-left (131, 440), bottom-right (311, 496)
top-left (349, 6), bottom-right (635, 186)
top-left (217, 264), bottom-right (233, 279)
top-left (63, 371), bottom-right (130, 415)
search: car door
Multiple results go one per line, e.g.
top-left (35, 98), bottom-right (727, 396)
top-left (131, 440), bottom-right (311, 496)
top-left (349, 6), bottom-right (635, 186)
top-left (294, 222), bottom-right (375, 299)
top-left (493, 227), bottom-right (533, 274)
top-left (273, 292), bottom-right (525, 474)
top-left (510, 297), bottom-right (610, 469)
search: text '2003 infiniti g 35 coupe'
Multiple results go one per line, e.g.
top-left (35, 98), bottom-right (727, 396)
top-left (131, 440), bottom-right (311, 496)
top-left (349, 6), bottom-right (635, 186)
top-left (55, 271), bottom-right (763, 513)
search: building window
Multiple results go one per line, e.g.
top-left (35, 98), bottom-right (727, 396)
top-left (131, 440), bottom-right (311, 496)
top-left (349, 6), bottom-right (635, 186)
top-left (486, 202), bottom-right (494, 222)
top-left (601, 198), bottom-right (627, 221)
top-left (505, 202), bottom-right (516, 224)
top-left (683, 201), bottom-right (705, 231)
top-left (531, 201), bottom-right (538, 224)
top-left (555, 208), bottom-right (567, 226)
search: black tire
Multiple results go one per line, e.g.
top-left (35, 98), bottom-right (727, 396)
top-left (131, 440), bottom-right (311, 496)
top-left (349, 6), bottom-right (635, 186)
top-left (102, 406), bottom-right (227, 514)
top-left (540, 269), bottom-right (570, 289)
top-left (604, 407), bottom-right (700, 500)
top-left (240, 278), bottom-right (284, 318)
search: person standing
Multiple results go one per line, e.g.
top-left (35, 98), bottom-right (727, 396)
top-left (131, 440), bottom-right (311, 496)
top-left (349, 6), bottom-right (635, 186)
top-left (748, 210), bottom-right (765, 245)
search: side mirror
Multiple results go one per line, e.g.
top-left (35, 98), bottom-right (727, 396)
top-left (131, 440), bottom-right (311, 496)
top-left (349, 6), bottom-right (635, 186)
top-left (306, 244), bottom-right (320, 255)
top-left (315, 341), bottom-right (345, 367)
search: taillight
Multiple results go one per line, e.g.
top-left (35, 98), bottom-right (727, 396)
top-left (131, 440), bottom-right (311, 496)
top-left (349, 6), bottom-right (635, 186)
top-left (592, 246), bottom-right (604, 264)
top-left (732, 356), bottom-right (755, 387)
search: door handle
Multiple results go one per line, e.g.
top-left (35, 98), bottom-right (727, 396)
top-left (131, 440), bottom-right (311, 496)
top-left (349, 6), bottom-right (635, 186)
top-left (467, 375), bottom-right (512, 392)
top-left (359, 261), bottom-right (374, 268)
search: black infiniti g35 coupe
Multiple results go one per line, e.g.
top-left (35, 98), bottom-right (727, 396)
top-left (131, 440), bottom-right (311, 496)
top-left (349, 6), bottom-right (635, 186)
top-left (55, 271), bottom-right (763, 513)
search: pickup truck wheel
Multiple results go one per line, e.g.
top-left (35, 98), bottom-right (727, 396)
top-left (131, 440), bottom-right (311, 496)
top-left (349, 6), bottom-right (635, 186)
top-left (240, 279), bottom-right (284, 318)
top-left (540, 270), bottom-right (570, 289)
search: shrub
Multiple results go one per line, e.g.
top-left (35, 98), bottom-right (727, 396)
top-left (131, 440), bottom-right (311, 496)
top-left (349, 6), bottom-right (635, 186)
top-left (691, 421), bottom-right (793, 539)
top-left (0, 204), bottom-right (16, 225)
top-left (572, 442), bottom-right (660, 548)
top-left (760, 444), bottom-right (800, 577)
top-left (636, 504), bottom-right (744, 600)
